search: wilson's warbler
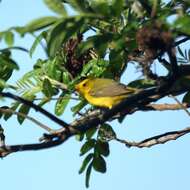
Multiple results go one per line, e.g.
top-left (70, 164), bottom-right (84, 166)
top-left (75, 78), bottom-right (138, 109)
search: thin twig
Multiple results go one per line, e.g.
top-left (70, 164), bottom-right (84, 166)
top-left (115, 126), bottom-right (190, 148)
top-left (142, 103), bottom-right (190, 111)
top-left (31, 33), bottom-right (48, 57)
top-left (0, 108), bottom-right (53, 132)
top-left (169, 95), bottom-right (190, 117)
top-left (174, 36), bottom-right (190, 47)
top-left (0, 137), bottom-right (67, 157)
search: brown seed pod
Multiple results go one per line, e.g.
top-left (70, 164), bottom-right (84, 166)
top-left (59, 34), bottom-right (93, 77)
top-left (136, 22), bottom-right (174, 60)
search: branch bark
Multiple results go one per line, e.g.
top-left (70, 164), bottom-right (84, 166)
top-left (141, 102), bottom-right (190, 111)
top-left (115, 126), bottom-right (190, 148)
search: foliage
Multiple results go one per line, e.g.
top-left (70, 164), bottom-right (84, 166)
top-left (0, 0), bottom-right (190, 187)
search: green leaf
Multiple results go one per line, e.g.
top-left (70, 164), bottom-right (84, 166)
top-left (79, 153), bottom-right (93, 174)
top-left (80, 139), bottom-right (96, 156)
top-left (174, 15), bottom-right (190, 35)
top-left (183, 91), bottom-right (190, 103)
top-left (15, 16), bottom-right (57, 35)
top-left (82, 34), bottom-right (112, 57)
top-left (0, 79), bottom-right (6, 91)
top-left (47, 16), bottom-right (85, 57)
top-left (30, 32), bottom-right (45, 57)
top-left (17, 95), bottom-right (35, 124)
top-left (45, 58), bottom-right (62, 81)
top-left (81, 59), bottom-right (109, 77)
top-left (68, 0), bottom-right (91, 13)
top-left (42, 78), bottom-right (55, 97)
top-left (71, 99), bottom-right (87, 115)
top-left (86, 128), bottom-right (97, 140)
top-left (62, 71), bottom-right (70, 84)
top-left (95, 140), bottom-right (110, 157)
top-left (44, 0), bottom-right (67, 16)
top-left (0, 54), bottom-right (19, 82)
top-left (4, 31), bottom-right (14, 46)
top-left (111, 0), bottom-right (124, 17)
top-left (55, 93), bottom-right (71, 115)
top-left (128, 79), bottom-right (156, 89)
top-left (98, 124), bottom-right (116, 141)
top-left (75, 133), bottom-right (84, 141)
top-left (92, 155), bottom-right (106, 173)
top-left (17, 104), bottom-right (30, 124)
top-left (3, 102), bottom-right (20, 121)
top-left (91, 1), bottom-right (110, 16)
top-left (85, 162), bottom-right (92, 188)
top-left (0, 106), bottom-right (9, 119)
top-left (0, 106), bottom-right (8, 119)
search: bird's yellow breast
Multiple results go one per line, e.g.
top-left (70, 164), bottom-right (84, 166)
top-left (84, 93), bottom-right (127, 109)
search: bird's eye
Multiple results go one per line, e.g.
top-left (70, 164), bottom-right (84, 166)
top-left (83, 83), bottom-right (87, 87)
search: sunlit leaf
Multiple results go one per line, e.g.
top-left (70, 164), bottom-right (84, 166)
top-left (4, 31), bottom-right (14, 46)
top-left (44, 0), bottom-right (67, 16)
top-left (174, 15), bottom-right (190, 35)
top-left (47, 17), bottom-right (85, 57)
top-left (15, 16), bottom-right (57, 35)
top-left (42, 78), bottom-right (55, 97)
top-left (55, 93), bottom-right (70, 115)
top-left (30, 32), bottom-right (46, 57)
top-left (71, 99), bottom-right (87, 115)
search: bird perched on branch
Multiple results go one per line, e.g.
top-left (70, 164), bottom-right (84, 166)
top-left (75, 78), bottom-right (138, 109)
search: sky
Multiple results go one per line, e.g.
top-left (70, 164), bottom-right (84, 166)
top-left (0, 1), bottom-right (190, 190)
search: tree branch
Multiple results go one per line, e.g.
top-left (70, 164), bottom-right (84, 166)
top-left (0, 92), bottom-right (69, 128)
top-left (169, 95), bottom-right (190, 117)
top-left (0, 107), bottom-right (53, 132)
top-left (115, 126), bottom-right (190, 148)
top-left (0, 136), bottom-right (67, 157)
top-left (140, 102), bottom-right (190, 111)
top-left (174, 37), bottom-right (190, 47)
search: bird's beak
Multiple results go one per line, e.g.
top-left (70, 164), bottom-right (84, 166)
top-left (75, 84), bottom-right (79, 92)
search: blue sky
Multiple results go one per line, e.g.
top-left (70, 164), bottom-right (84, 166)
top-left (0, 1), bottom-right (190, 190)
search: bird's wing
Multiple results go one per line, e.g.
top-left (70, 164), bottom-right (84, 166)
top-left (89, 79), bottom-right (136, 97)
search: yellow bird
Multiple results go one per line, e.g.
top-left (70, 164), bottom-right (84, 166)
top-left (75, 78), bottom-right (138, 109)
